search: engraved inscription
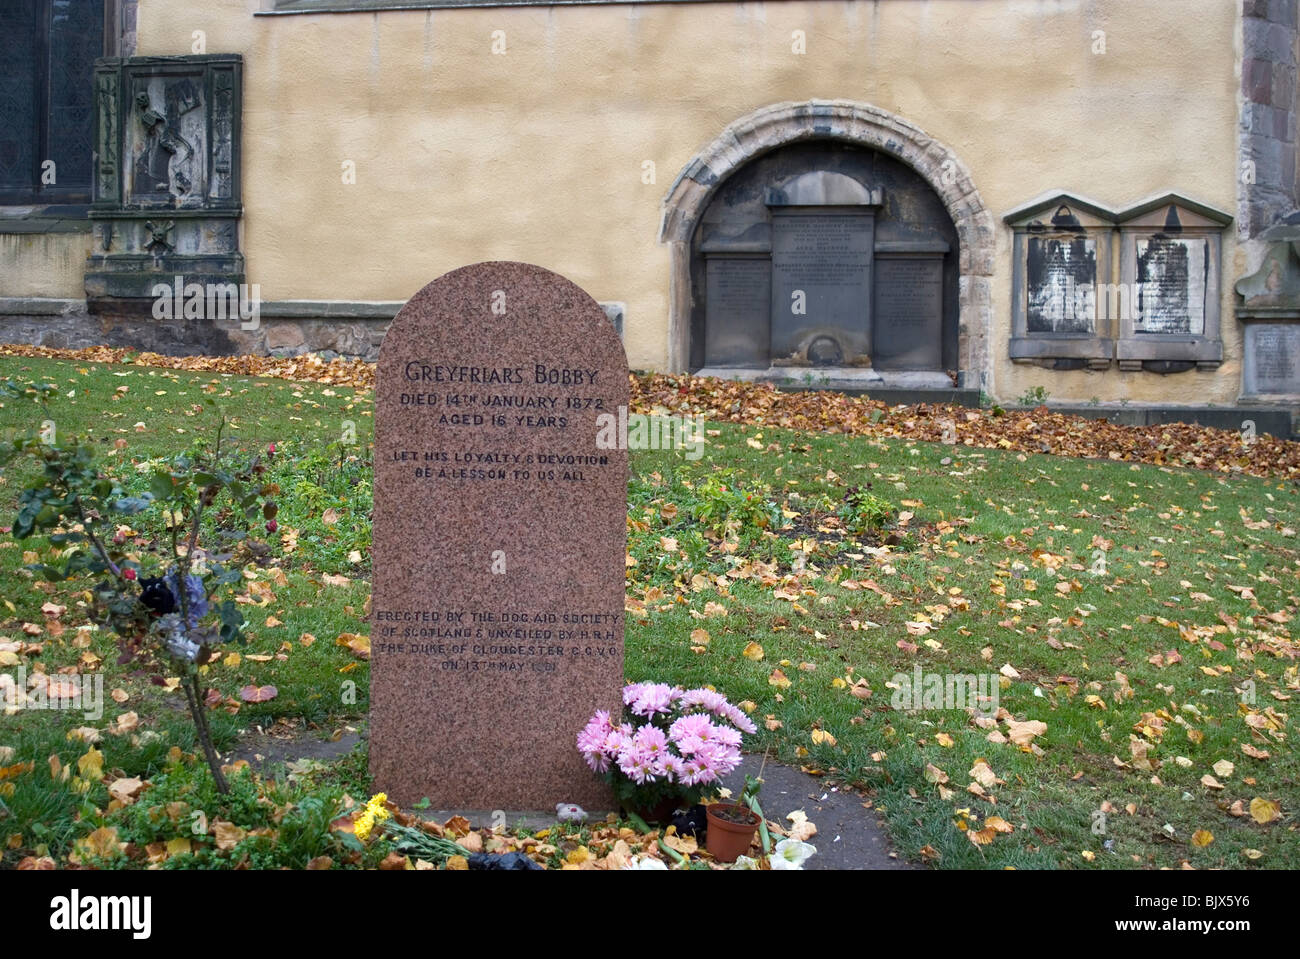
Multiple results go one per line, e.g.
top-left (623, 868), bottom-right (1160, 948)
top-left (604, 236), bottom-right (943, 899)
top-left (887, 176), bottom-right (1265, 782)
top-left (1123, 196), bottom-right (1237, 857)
top-left (770, 213), bottom-right (874, 360)
top-left (1026, 236), bottom-right (1096, 334)
top-left (873, 257), bottom-right (943, 369)
top-left (1247, 325), bottom-right (1300, 394)
top-left (705, 257), bottom-right (771, 367)
top-left (1134, 236), bottom-right (1207, 335)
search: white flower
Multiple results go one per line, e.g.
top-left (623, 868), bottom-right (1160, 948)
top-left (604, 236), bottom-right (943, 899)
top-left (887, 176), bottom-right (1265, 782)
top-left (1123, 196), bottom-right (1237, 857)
top-left (769, 839), bottom-right (817, 870)
top-left (624, 856), bottom-right (669, 870)
top-left (731, 855), bottom-right (760, 870)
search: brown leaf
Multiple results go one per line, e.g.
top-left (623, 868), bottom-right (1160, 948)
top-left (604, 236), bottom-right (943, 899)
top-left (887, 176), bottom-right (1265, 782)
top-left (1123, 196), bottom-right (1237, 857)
top-left (239, 685), bottom-right (278, 703)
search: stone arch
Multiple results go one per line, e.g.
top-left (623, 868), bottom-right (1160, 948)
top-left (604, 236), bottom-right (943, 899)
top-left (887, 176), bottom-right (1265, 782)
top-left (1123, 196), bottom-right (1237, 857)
top-left (659, 100), bottom-right (995, 386)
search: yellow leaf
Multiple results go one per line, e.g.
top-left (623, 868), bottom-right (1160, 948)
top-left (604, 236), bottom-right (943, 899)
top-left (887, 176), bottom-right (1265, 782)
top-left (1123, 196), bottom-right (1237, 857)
top-left (1249, 797), bottom-right (1281, 824)
top-left (810, 728), bottom-right (837, 747)
top-left (166, 837), bottom-right (192, 857)
top-left (1081, 849), bottom-right (1096, 862)
top-left (1211, 759), bottom-right (1234, 779)
top-left (336, 632), bottom-right (370, 659)
top-left (1191, 829), bottom-right (1214, 847)
top-left (768, 668), bottom-right (790, 689)
top-left (969, 760), bottom-right (998, 788)
top-left (76, 747), bottom-right (103, 782)
top-left (75, 826), bottom-right (123, 860)
top-left (935, 733), bottom-right (954, 748)
top-left (742, 642), bottom-right (764, 661)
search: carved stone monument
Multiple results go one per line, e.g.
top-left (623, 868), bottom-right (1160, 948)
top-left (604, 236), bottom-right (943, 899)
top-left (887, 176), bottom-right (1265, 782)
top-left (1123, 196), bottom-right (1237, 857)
top-left (690, 149), bottom-right (960, 386)
top-left (1236, 213), bottom-right (1300, 400)
top-left (85, 55), bottom-right (244, 308)
top-left (370, 262), bottom-right (628, 809)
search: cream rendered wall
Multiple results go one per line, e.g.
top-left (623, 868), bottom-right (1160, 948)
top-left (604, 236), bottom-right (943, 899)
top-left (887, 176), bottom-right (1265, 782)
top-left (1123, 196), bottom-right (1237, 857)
top-left (134, 0), bottom-right (1243, 403)
top-left (0, 234), bottom-right (94, 298)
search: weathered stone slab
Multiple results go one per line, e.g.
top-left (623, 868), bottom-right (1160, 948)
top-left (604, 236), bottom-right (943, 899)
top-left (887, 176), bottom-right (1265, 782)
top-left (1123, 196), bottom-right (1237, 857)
top-left (704, 254), bottom-right (771, 367)
top-left (1025, 235), bottom-right (1097, 334)
top-left (873, 253), bottom-right (944, 370)
top-left (768, 210), bottom-right (874, 363)
top-left (1244, 323), bottom-right (1300, 394)
top-left (370, 261), bottom-right (628, 809)
top-left (1133, 236), bottom-right (1209, 335)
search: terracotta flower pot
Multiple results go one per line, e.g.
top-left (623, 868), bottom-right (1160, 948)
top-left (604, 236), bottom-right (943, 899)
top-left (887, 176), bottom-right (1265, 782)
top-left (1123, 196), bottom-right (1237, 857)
top-left (705, 803), bottom-right (761, 862)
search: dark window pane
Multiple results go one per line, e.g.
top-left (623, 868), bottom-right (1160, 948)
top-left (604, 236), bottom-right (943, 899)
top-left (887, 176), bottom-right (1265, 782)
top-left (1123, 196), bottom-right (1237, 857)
top-left (46, 0), bottom-right (103, 195)
top-left (0, 0), bottom-right (41, 194)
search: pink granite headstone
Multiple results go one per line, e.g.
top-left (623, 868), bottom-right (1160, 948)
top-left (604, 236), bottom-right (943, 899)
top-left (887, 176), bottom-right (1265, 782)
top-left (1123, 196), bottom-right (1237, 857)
top-left (370, 262), bottom-right (627, 809)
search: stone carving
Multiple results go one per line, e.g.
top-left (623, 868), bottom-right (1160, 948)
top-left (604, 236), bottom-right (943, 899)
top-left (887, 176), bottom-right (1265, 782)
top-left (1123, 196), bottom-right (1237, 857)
top-left (143, 219), bottom-right (175, 256)
top-left (1235, 217), bottom-right (1300, 399)
top-left (87, 55), bottom-right (244, 307)
top-left (132, 86), bottom-right (199, 200)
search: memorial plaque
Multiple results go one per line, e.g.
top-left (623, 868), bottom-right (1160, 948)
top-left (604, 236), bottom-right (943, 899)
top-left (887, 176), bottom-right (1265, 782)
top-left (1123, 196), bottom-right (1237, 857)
top-left (769, 211), bottom-right (874, 362)
top-left (371, 261), bottom-right (628, 809)
top-left (704, 254), bottom-right (771, 367)
top-left (873, 254), bottom-right (944, 369)
top-left (1134, 236), bottom-right (1208, 335)
top-left (1244, 324), bottom-right (1300, 394)
top-left (1026, 236), bottom-right (1097, 334)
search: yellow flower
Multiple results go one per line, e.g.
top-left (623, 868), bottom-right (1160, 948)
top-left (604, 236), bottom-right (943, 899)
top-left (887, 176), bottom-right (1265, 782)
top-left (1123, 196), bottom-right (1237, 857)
top-left (365, 793), bottom-right (391, 823)
top-left (354, 811), bottom-right (375, 842)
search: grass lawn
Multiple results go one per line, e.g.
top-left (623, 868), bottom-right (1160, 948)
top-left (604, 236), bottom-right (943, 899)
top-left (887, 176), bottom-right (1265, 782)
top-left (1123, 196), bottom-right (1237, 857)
top-left (0, 354), bottom-right (1295, 869)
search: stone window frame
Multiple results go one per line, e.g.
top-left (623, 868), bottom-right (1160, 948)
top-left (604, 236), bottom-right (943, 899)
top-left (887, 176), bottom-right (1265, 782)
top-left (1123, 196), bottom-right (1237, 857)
top-left (1114, 194), bottom-right (1232, 372)
top-left (1003, 192), bottom-right (1116, 371)
top-left (659, 100), bottom-right (995, 386)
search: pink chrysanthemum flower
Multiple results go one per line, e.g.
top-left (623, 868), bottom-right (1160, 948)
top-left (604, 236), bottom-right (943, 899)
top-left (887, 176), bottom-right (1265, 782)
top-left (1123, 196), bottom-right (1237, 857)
top-left (658, 753), bottom-right (686, 781)
top-left (681, 688), bottom-right (727, 713)
top-left (630, 683), bottom-right (676, 717)
top-left (721, 704), bottom-right (758, 735)
top-left (577, 717), bottom-right (612, 772)
top-left (669, 713), bottom-right (715, 754)
top-left (633, 724), bottom-right (669, 757)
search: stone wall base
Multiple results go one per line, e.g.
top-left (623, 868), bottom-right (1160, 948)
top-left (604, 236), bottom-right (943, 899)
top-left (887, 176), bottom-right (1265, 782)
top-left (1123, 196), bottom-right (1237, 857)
top-left (0, 299), bottom-right (624, 364)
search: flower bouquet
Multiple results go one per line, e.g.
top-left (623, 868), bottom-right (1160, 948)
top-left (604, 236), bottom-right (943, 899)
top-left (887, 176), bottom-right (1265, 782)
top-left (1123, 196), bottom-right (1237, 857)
top-left (577, 682), bottom-right (758, 816)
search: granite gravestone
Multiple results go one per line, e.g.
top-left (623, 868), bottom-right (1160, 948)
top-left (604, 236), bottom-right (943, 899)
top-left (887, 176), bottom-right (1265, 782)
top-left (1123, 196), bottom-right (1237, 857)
top-left (371, 262), bottom-right (628, 809)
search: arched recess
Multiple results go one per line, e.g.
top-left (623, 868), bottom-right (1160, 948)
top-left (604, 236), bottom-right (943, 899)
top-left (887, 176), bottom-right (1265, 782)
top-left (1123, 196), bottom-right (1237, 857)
top-left (659, 100), bottom-right (995, 387)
